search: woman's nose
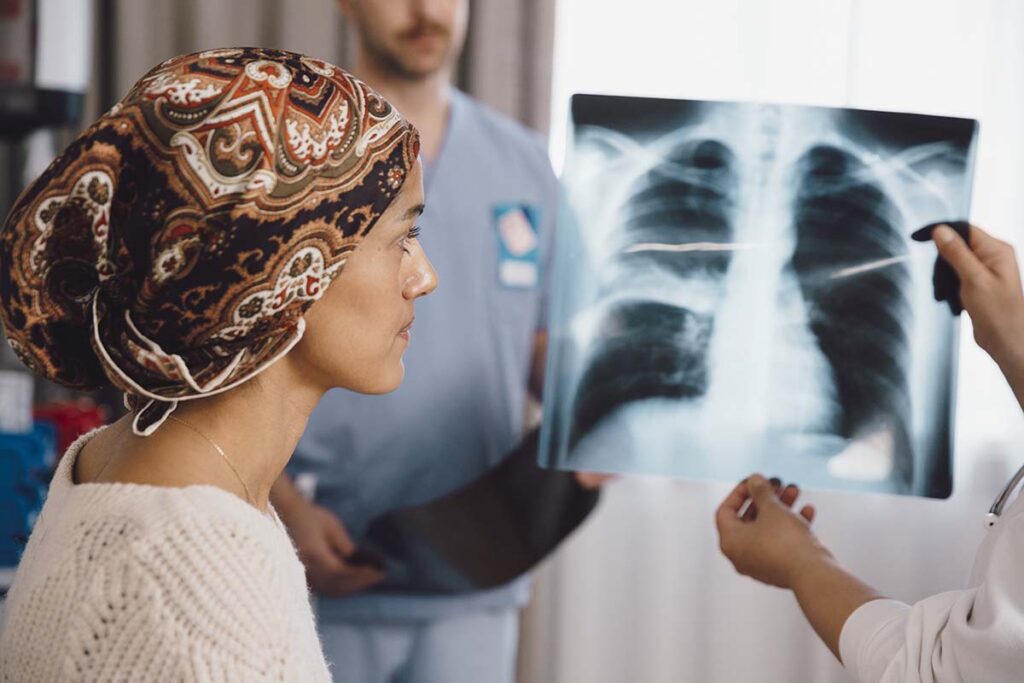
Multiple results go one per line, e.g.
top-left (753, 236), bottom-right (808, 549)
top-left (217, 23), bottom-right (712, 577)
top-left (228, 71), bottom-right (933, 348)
top-left (404, 244), bottom-right (439, 299)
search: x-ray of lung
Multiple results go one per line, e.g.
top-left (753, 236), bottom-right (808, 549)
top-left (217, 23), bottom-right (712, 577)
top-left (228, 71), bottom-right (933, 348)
top-left (539, 95), bottom-right (978, 498)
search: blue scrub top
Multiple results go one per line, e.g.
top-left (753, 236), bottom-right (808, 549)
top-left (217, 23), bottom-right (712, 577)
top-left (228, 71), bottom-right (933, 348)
top-left (289, 89), bottom-right (559, 622)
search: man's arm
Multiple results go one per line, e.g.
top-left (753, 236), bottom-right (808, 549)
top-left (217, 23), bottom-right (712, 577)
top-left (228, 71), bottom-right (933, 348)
top-left (271, 471), bottom-right (384, 596)
top-left (270, 471), bottom-right (309, 520)
top-left (528, 330), bottom-right (548, 401)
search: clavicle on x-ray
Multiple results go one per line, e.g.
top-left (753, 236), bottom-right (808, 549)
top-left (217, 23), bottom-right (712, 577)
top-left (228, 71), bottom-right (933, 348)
top-left (539, 95), bottom-right (978, 498)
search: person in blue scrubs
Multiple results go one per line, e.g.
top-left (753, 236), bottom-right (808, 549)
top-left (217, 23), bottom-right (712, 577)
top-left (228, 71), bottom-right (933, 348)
top-left (270, 1), bottom-right (571, 681)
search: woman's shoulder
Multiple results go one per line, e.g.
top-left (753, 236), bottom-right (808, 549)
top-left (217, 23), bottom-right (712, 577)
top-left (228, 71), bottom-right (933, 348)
top-left (28, 430), bottom-right (298, 593)
top-left (3, 440), bottom-right (308, 673)
top-left (51, 475), bottom-right (291, 569)
top-left (54, 427), bottom-right (285, 545)
top-left (3, 485), bottom-right (313, 681)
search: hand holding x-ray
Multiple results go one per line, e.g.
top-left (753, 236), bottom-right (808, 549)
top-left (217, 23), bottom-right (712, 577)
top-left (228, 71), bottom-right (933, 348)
top-left (927, 224), bottom-right (1024, 404)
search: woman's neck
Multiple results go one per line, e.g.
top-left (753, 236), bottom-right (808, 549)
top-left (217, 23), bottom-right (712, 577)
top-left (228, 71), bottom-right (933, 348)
top-left (82, 359), bottom-right (324, 512)
top-left (172, 368), bottom-right (322, 509)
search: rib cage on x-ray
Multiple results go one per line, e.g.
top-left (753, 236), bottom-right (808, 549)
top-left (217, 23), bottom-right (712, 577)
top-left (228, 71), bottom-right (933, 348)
top-left (542, 97), bottom-right (972, 498)
top-left (569, 143), bottom-right (916, 488)
top-left (569, 140), bottom-right (739, 448)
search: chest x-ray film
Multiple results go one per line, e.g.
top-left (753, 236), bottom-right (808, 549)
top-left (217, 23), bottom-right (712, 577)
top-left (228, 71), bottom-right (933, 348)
top-left (539, 95), bottom-right (978, 498)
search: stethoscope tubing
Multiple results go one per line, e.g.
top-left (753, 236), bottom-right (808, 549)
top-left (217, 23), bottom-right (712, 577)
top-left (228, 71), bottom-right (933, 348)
top-left (985, 461), bottom-right (1024, 528)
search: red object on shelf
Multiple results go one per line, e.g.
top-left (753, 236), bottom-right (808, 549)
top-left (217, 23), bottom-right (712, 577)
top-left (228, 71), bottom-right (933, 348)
top-left (0, 1), bottom-right (23, 21)
top-left (33, 400), bottom-right (107, 457)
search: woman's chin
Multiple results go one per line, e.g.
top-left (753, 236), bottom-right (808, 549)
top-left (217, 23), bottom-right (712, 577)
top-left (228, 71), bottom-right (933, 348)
top-left (342, 362), bottom-right (405, 395)
top-left (375, 368), bottom-right (405, 394)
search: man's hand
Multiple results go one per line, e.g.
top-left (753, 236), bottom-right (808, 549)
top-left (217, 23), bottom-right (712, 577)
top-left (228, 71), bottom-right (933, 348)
top-left (282, 500), bottom-right (385, 598)
top-left (574, 471), bottom-right (614, 490)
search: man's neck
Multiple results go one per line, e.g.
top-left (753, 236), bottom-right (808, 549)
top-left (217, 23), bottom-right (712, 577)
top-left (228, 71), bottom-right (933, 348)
top-left (354, 56), bottom-right (452, 161)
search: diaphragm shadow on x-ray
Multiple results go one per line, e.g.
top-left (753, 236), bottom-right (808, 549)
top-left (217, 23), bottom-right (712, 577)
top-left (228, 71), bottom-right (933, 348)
top-left (539, 94), bottom-right (979, 498)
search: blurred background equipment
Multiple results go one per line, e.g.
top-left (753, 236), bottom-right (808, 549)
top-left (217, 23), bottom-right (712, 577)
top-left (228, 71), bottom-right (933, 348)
top-left (0, 0), bottom-right (94, 594)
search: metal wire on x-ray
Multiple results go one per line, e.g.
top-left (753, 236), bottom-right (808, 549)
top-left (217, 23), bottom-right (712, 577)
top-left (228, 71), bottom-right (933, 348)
top-left (569, 138), bottom-right (739, 449)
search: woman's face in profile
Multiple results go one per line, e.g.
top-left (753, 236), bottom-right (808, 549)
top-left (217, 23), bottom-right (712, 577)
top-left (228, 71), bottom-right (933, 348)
top-left (296, 160), bottom-right (437, 394)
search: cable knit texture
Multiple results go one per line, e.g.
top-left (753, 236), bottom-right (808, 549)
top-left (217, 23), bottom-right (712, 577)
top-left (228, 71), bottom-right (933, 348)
top-left (0, 429), bottom-right (331, 682)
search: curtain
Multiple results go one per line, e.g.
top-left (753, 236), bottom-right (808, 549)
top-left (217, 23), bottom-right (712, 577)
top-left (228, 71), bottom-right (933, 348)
top-left (461, 0), bottom-right (557, 134)
top-left (518, 1), bottom-right (1024, 681)
top-left (94, 0), bottom-right (350, 115)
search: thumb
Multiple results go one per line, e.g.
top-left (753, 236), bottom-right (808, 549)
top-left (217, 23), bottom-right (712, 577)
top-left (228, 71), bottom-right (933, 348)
top-left (746, 474), bottom-right (778, 506)
top-left (322, 511), bottom-right (357, 558)
top-left (934, 224), bottom-right (989, 283)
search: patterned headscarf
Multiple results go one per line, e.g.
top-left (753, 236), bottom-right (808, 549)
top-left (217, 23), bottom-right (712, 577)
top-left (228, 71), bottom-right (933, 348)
top-left (0, 48), bottom-right (420, 435)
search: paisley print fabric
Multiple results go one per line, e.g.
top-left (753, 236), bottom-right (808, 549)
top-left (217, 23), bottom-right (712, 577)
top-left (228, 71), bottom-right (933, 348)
top-left (0, 48), bottom-right (420, 434)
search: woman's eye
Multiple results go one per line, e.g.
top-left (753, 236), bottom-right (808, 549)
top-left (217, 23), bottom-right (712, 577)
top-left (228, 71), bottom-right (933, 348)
top-left (401, 226), bottom-right (422, 254)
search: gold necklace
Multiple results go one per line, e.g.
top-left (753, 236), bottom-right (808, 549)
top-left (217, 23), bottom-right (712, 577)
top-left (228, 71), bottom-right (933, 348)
top-left (167, 414), bottom-right (254, 505)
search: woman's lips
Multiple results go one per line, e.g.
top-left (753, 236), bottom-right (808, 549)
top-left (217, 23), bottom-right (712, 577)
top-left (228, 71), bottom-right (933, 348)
top-left (398, 317), bottom-right (414, 340)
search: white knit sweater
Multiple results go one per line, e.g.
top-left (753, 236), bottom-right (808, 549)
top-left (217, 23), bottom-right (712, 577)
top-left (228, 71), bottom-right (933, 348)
top-left (0, 430), bottom-right (331, 682)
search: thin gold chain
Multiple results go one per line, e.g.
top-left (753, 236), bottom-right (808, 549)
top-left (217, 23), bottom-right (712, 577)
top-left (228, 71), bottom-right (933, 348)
top-left (167, 414), bottom-right (254, 504)
top-left (91, 419), bottom-right (130, 484)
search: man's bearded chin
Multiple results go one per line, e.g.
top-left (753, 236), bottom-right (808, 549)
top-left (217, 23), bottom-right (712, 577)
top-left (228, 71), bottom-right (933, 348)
top-left (371, 23), bottom-right (453, 80)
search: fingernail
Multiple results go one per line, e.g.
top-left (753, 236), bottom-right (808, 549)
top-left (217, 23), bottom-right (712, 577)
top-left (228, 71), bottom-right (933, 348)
top-left (769, 477), bottom-right (782, 488)
top-left (910, 225), bottom-right (932, 241)
top-left (911, 221), bottom-right (942, 241)
top-left (934, 225), bottom-right (956, 244)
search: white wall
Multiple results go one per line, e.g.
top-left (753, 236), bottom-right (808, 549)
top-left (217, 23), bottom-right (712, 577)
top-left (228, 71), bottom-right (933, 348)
top-left (521, 1), bottom-right (1024, 681)
top-left (36, 0), bottom-right (92, 92)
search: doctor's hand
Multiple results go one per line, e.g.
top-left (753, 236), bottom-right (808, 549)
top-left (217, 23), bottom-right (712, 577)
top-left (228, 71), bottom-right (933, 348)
top-left (715, 474), bottom-right (832, 589)
top-left (281, 501), bottom-right (385, 598)
top-left (932, 224), bottom-right (1024, 370)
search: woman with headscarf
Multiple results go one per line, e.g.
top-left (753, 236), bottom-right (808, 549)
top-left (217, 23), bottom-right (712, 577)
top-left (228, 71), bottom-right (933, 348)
top-left (0, 48), bottom-right (436, 681)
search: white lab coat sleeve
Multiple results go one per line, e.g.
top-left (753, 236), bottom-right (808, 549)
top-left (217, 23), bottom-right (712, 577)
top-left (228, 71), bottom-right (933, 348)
top-left (838, 510), bottom-right (1024, 682)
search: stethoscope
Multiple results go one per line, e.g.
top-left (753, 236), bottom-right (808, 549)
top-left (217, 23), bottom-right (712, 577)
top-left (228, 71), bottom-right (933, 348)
top-left (984, 461), bottom-right (1024, 528)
